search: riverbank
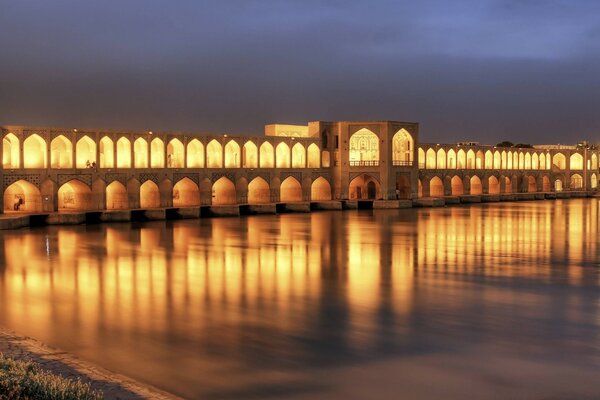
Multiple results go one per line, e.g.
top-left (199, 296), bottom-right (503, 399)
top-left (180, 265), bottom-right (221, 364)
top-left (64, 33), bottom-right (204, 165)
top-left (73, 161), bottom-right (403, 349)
top-left (0, 327), bottom-right (181, 400)
top-left (0, 190), bottom-right (596, 230)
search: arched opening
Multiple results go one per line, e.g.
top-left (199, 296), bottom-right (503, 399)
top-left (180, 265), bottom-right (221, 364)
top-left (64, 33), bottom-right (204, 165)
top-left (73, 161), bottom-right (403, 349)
top-left (173, 177), bottom-right (200, 207)
top-left (476, 151), bottom-right (484, 169)
top-left (524, 153), bottom-right (531, 169)
top-left (512, 152), bottom-right (517, 169)
top-left (75, 136), bottom-right (96, 168)
top-left (527, 176), bottom-right (537, 192)
top-left (307, 143), bottom-right (320, 168)
top-left (418, 148), bottom-right (425, 167)
top-left (3, 133), bottom-right (20, 169)
top-left (488, 176), bottom-right (500, 194)
top-left (591, 173), bottom-right (597, 189)
top-left (570, 153), bottom-right (583, 170)
top-left (212, 176), bottom-right (236, 205)
top-left (447, 149), bottom-right (456, 169)
top-left (134, 138), bottom-right (149, 168)
top-left (553, 153), bottom-right (566, 170)
top-left (504, 177), bottom-right (512, 193)
top-left (451, 175), bottom-right (463, 195)
top-left (322, 150), bottom-right (330, 168)
top-left (116, 137), bottom-right (131, 168)
top-left (484, 151), bottom-right (493, 169)
top-left (99, 136), bottom-right (114, 168)
top-left (396, 175), bottom-right (411, 199)
top-left (470, 176), bottom-right (482, 195)
top-left (425, 148), bottom-right (436, 169)
top-left (539, 153), bottom-right (546, 170)
top-left (436, 149), bottom-right (446, 169)
top-left (106, 181), bottom-right (128, 210)
top-left (349, 128), bottom-right (379, 166)
top-left (207, 140), bottom-right (223, 168)
top-left (457, 149), bottom-right (466, 169)
top-left (507, 151), bottom-right (513, 169)
top-left (501, 151), bottom-right (507, 169)
top-left (50, 135), bottom-right (73, 168)
top-left (280, 176), bottom-right (302, 202)
top-left (518, 153), bottom-right (524, 169)
top-left (349, 174), bottom-right (380, 200)
top-left (493, 151), bottom-right (501, 169)
top-left (391, 128), bottom-right (413, 165)
top-left (243, 141), bottom-right (258, 168)
top-left (167, 138), bottom-right (185, 168)
top-left (187, 139), bottom-right (204, 168)
top-left (554, 179), bottom-right (563, 192)
top-left (291, 142), bottom-right (306, 168)
top-left (140, 180), bottom-right (160, 208)
top-left (466, 150), bottom-right (475, 169)
top-left (150, 138), bottom-right (165, 168)
top-left (224, 140), bottom-right (241, 168)
top-left (58, 179), bottom-right (92, 210)
top-left (260, 142), bottom-right (274, 168)
top-left (4, 180), bottom-right (42, 212)
top-left (532, 153), bottom-right (539, 170)
top-left (247, 177), bottom-right (271, 204)
top-left (418, 179), bottom-right (423, 198)
top-left (591, 154), bottom-right (598, 170)
top-left (276, 142), bottom-right (291, 168)
top-left (311, 177), bottom-right (332, 201)
top-left (570, 173), bottom-right (583, 190)
top-left (542, 176), bottom-right (551, 192)
top-left (429, 176), bottom-right (444, 197)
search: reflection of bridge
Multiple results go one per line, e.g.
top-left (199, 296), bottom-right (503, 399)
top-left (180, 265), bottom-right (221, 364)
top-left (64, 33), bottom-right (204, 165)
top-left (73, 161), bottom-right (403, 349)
top-left (0, 120), bottom-right (598, 219)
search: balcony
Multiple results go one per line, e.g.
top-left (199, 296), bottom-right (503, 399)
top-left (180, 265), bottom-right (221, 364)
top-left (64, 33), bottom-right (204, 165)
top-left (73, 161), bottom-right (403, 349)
top-left (349, 160), bottom-right (379, 167)
top-left (392, 160), bottom-right (413, 167)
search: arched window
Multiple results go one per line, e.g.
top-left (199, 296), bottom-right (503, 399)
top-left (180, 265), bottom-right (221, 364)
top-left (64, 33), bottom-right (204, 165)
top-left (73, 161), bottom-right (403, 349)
top-left (116, 137), bottom-right (131, 168)
top-left (243, 141), bottom-right (258, 168)
top-left (224, 140), bottom-right (241, 168)
top-left (493, 151), bottom-right (501, 169)
top-left (260, 142), bottom-right (274, 168)
top-left (50, 135), bottom-right (73, 168)
top-left (553, 153), bottom-right (566, 170)
top-left (207, 139), bottom-right (223, 168)
top-left (425, 148), bottom-right (436, 169)
top-left (291, 142), bottom-right (306, 168)
top-left (391, 128), bottom-right (413, 165)
top-left (134, 138), bottom-right (148, 168)
top-left (570, 153), bottom-right (583, 170)
top-left (466, 150), bottom-right (475, 169)
top-left (457, 149), bottom-right (466, 169)
top-left (436, 149), bottom-right (446, 169)
top-left (99, 136), bottom-right (114, 168)
top-left (531, 153), bottom-right (539, 170)
top-left (276, 142), bottom-right (291, 168)
top-left (150, 138), bottom-right (165, 168)
top-left (187, 139), bottom-right (204, 168)
top-left (447, 149), bottom-right (456, 169)
top-left (570, 173), bottom-right (583, 189)
top-left (349, 128), bottom-right (379, 166)
top-left (524, 153), bottom-right (531, 169)
top-left (484, 150), bottom-right (493, 169)
top-left (3, 133), bottom-right (20, 169)
top-left (307, 143), bottom-right (320, 168)
top-left (167, 138), bottom-right (185, 168)
top-left (76, 136), bottom-right (96, 168)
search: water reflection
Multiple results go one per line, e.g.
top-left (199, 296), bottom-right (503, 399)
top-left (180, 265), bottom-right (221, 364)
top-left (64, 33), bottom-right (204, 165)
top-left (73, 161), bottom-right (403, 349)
top-left (0, 200), bottom-right (599, 399)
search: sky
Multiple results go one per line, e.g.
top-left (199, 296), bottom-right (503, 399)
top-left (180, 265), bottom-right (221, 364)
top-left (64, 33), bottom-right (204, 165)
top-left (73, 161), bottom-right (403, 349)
top-left (1, 0), bottom-right (599, 144)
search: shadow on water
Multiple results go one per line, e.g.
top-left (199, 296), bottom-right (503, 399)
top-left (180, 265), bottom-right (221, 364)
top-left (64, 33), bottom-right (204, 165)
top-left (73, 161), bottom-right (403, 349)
top-left (0, 199), bottom-right (599, 399)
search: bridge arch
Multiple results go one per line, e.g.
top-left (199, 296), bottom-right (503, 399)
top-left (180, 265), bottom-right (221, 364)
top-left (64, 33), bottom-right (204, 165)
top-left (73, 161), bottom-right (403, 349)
top-left (106, 181), bottom-right (128, 209)
top-left (503, 176), bottom-right (512, 193)
top-left (493, 151), bottom-right (501, 169)
top-left (392, 128), bottom-right (413, 164)
top-left (591, 173), bottom-right (598, 189)
top-left (570, 153), bottom-right (583, 170)
top-left (207, 140), bottom-right (223, 168)
top-left (76, 136), bottom-right (96, 168)
top-left (58, 179), bottom-right (92, 210)
top-left (507, 151), bottom-right (513, 169)
top-left (150, 138), bottom-right (165, 168)
top-left (243, 141), bottom-right (258, 168)
top-left (553, 153), bottom-right (566, 170)
top-left (116, 137), bottom-right (131, 168)
top-left (470, 175), bottom-right (482, 195)
top-left (50, 135), bottom-right (72, 168)
top-left (187, 139), bottom-right (204, 167)
top-left (451, 175), bottom-right (463, 195)
top-left (436, 149), bottom-right (446, 169)
top-left (99, 136), bottom-right (114, 168)
top-left (429, 176), bottom-right (444, 197)
top-left (247, 177), bottom-right (270, 204)
top-left (173, 177), bottom-right (199, 207)
top-left (484, 150), bottom-right (493, 169)
top-left (3, 133), bottom-right (20, 169)
top-left (466, 150), bottom-right (475, 169)
top-left (276, 142), bottom-right (291, 168)
top-left (418, 148), bottom-right (425, 167)
top-left (524, 153), bottom-right (531, 169)
top-left (4, 180), bottom-right (42, 212)
top-left (528, 176), bottom-right (537, 192)
top-left (212, 176), bottom-right (236, 205)
top-left (167, 138), bottom-right (185, 168)
top-left (311, 177), bottom-right (332, 201)
top-left (349, 128), bottom-right (379, 165)
top-left (307, 143), bottom-right (320, 168)
top-left (570, 173), bottom-right (583, 189)
top-left (542, 175), bottom-right (551, 192)
top-left (140, 180), bottom-right (160, 208)
top-left (224, 140), bottom-right (241, 168)
top-left (291, 142), bottom-right (306, 168)
top-left (592, 154), bottom-right (598, 170)
top-left (531, 153), bottom-right (539, 170)
top-left (425, 148), bottom-right (436, 169)
top-left (260, 142), bottom-right (274, 168)
top-left (280, 176), bottom-right (302, 202)
top-left (134, 138), bottom-right (149, 168)
top-left (349, 174), bottom-right (380, 200)
top-left (488, 176), bottom-right (500, 194)
top-left (456, 149), bottom-right (465, 169)
top-left (447, 149), bottom-right (456, 169)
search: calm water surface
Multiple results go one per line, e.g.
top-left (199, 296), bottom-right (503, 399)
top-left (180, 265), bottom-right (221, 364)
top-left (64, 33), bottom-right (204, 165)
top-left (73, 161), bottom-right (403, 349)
top-left (1, 200), bottom-right (600, 399)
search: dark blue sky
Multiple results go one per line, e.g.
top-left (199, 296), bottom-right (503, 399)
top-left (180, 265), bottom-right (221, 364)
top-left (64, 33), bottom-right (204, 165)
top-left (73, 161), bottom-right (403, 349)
top-left (1, 0), bottom-right (599, 143)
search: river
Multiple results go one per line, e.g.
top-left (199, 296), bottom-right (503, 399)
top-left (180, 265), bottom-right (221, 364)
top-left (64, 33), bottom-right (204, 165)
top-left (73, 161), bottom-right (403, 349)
top-left (1, 200), bottom-right (599, 399)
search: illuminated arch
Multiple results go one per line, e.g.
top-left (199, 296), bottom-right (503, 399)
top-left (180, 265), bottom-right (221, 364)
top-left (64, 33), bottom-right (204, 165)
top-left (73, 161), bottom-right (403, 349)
top-left (539, 153), bottom-right (546, 170)
top-left (349, 128), bottom-right (379, 165)
top-left (166, 138), bottom-right (184, 168)
top-left (476, 151), bottom-right (484, 169)
top-left (106, 181), bottom-right (128, 209)
top-left (173, 177), bottom-right (200, 207)
top-left (418, 148), bottom-right (425, 167)
top-left (436, 149), bottom-right (446, 169)
top-left (552, 153), bottom-right (566, 170)
top-left (349, 174), bottom-right (380, 199)
top-left (224, 140), bottom-right (241, 168)
top-left (260, 142), bottom-right (274, 168)
top-left (307, 143), bottom-right (320, 168)
top-left (501, 151), bottom-right (507, 169)
top-left (187, 139), bottom-right (204, 168)
top-left (542, 176), bottom-right (551, 192)
top-left (507, 151), bottom-right (513, 169)
top-left (321, 150), bottom-right (330, 167)
top-left (518, 152), bottom-right (524, 169)
top-left (513, 152), bottom-right (519, 169)
top-left (504, 176), bottom-right (512, 193)
top-left (58, 179), bottom-right (92, 210)
top-left (488, 176), bottom-right (500, 194)
top-left (524, 153), bottom-right (531, 169)
top-left (493, 151), bottom-right (501, 169)
top-left (592, 153), bottom-right (598, 170)
top-left (75, 136), bottom-right (96, 168)
top-left (212, 176), bottom-right (236, 205)
top-left (531, 153), bottom-right (539, 170)
top-left (470, 176), bottom-right (482, 195)
top-left (457, 149), bottom-right (466, 169)
top-left (451, 175), bottom-right (463, 195)
top-left (150, 138), bottom-right (165, 168)
top-left (140, 180), bottom-right (160, 208)
top-left (591, 173), bottom-right (597, 189)
top-left (134, 138), bottom-right (148, 168)
top-left (391, 128), bottom-right (413, 164)
top-left (555, 178), bottom-right (563, 191)
top-left (116, 137), bottom-right (131, 168)
top-left (3, 180), bottom-right (42, 212)
top-left (276, 142), bottom-right (291, 168)
top-left (99, 136), bottom-right (114, 168)
top-left (447, 149), bottom-right (456, 169)
top-left (280, 176), bottom-right (302, 202)
top-left (207, 139), bottom-right (223, 168)
top-left (570, 153), bottom-right (583, 170)
top-left (466, 149), bottom-right (475, 169)
top-left (50, 135), bottom-right (72, 168)
top-left (429, 176), bottom-right (444, 197)
top-left (528, 176), bottom-right (537, 192)
top-left (3, 133), bottom-right (20, 169)
top-left (425, 148), bottom-right (436, 169)
top-left (243, 141), bottom-right (258, 168)
top-left (291, 142), bottom-right (306, 168)
top-left (484, 150), bottom-right (493, 169)
top-left (570, 173), bottom-right (583, 189)
top-left (311, 177), bottom-right (331, 200)
top-left (247, 177), bottom-right (270, 204)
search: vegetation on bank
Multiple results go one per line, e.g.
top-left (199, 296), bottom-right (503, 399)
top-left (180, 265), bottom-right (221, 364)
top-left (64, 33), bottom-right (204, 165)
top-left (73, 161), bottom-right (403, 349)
top-left (0, 353), bottom-right (102, 400)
